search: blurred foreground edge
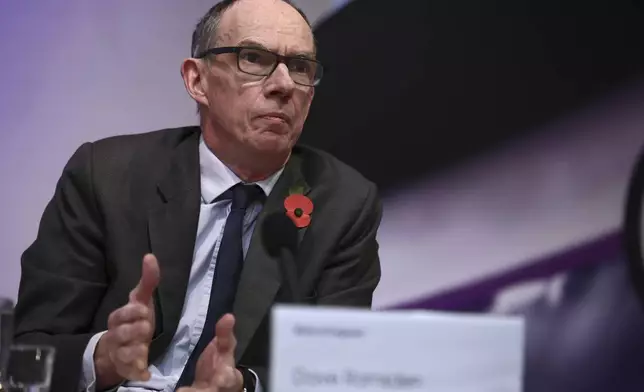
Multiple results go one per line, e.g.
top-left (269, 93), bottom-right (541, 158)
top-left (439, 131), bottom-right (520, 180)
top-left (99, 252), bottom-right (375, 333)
top-left (625, 142), bottom-right (644, 308)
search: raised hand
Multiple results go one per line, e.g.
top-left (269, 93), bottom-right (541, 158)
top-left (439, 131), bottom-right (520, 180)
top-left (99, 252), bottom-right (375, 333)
top-left (94, 254), bottom-right (160, 389)
top-left (177, 314), bottom-right (244, 392)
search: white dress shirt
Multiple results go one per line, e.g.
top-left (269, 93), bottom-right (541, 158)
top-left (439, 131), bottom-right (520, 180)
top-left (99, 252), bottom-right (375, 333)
top-left (79, 135), bottom-right (282, 392)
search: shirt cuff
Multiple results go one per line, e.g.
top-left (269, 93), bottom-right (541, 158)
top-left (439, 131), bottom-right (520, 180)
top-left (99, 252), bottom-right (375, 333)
top-left (246, 368), bottom-right (262, 392)
top-left (79, 331), bottom-right (108, 392)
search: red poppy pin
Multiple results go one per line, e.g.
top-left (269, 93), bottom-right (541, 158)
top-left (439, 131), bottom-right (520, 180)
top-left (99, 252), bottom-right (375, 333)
top-left (284, 186), bottom-right (313, 228)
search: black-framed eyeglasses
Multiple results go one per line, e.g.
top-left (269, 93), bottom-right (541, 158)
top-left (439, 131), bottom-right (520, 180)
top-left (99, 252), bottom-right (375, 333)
top-left (195, 46), bottom-right (323, 87)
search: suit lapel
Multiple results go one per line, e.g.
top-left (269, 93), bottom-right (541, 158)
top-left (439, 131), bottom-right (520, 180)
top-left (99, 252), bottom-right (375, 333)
top-left (143, 135), bottom-right (311, 360)
top-left (147, 130), bottom-right (201, 361)
top-left (233, 152), bottom-right (310, 359)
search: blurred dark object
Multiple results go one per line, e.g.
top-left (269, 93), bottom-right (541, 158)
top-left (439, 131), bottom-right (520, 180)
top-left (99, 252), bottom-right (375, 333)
top-left (625, 143), bottom-right (644, 308)
top-left (0, 299), bottom-right (14, 391)
top-left (0, 300), bottom-right (13, 374)
top-left (4, 345), bottom-right (55, 392)
top-left (304, 0), bottom-right (644, 192)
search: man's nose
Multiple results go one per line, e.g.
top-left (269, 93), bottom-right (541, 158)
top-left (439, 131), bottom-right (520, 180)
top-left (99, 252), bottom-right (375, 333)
top-left (265, 63), bottom-right (296, 96)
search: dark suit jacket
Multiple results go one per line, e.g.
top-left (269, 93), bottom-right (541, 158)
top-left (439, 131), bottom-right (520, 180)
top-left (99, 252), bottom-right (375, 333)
top-left (13, 126), bottom-right (382, 392)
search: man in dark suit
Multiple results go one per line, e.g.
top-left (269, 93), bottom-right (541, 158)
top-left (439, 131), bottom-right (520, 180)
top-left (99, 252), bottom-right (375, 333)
top-left (12, 1), bottom-right (382, 391)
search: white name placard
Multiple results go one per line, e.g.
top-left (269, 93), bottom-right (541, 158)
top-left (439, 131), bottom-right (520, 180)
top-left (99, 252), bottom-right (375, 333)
top-left (270, 305), bottom-right (524, 392)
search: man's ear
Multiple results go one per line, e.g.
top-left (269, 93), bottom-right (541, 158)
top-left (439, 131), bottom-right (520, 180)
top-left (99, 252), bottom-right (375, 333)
top-left (181, 58), bottom-right (209, 107)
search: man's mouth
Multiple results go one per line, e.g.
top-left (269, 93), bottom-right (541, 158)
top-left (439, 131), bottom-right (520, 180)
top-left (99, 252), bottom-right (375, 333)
top-left (258, 112), bottom-right (290, 124)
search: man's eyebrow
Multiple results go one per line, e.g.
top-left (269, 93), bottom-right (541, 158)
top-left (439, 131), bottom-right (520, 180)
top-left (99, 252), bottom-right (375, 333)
top-left (236, 39), bottom-right (316, 60)
top-left (291, 51), bottom-right (317, 60)
top-left (236, 39), bottom-right (268, 50)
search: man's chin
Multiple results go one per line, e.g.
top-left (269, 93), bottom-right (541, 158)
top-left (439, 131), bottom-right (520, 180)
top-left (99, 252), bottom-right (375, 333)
top-left (250, 131), bottom-right (293, 152)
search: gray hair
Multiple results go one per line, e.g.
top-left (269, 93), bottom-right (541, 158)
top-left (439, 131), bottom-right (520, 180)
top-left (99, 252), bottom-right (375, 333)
top-left (191, 0), bottom-right (313, 57)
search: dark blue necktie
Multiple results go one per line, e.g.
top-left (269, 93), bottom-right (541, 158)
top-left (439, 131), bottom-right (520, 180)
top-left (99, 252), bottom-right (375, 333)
top-left (176, 183), bottom-right (264, 388)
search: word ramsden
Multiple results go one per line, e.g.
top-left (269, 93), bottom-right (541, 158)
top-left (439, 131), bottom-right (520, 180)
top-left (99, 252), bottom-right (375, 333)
top-left (292, 367), bottom-right (423, 389)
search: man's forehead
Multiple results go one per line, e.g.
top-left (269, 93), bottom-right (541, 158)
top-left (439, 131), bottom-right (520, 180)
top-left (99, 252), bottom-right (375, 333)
top-left (216, 0), bottom-right (314, 53)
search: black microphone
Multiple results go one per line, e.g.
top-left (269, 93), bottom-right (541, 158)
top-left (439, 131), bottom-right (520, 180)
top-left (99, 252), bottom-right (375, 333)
top-left (261, 212), bottom-right (302, 303)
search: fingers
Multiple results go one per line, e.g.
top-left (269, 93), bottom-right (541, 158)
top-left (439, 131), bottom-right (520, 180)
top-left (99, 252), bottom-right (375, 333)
top-left (109, 319), bottom-right (153, 345)
top-left (105, 329), bottom-right (152, 381)
top-left (130, 254), bottom-right (160, 305)
top-left (102, 254), bottom-right (160, 382)
top-left (194, 337), bottom-right (217, 383)
top-left (214, 314), bottom-right (236, 355)
top-left (193, 314), bottom-right (238, 385)
top-left (188, 314), bottom-right (243, 391)
top-left (115, 362), bottom-right (151, 382)
top-left (108, 303), bottom-right (152, 329)
top-left (105, 310), bottom-right (155, 381)
top-left (113, 343), bottom-right (149, 369)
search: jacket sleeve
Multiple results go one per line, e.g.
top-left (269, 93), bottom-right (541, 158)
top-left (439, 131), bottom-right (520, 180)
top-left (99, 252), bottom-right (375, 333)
top-left (315, 181), bottom-right (382, 307)
top-left (13, 142), bottom-right (109, 392)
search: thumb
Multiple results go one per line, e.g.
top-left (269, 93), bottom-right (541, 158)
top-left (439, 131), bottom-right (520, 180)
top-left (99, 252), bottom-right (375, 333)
top-left (131, 254), bottom-right (160, 304)
top-left (215, 314), bottom-right (237, 355)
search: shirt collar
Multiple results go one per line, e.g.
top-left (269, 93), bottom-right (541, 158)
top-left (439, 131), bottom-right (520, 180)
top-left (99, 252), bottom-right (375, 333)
top-left (199, 135), bottom-right (284, 203)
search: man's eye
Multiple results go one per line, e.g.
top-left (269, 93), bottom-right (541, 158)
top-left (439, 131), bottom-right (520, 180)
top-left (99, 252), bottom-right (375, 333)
top-left (289, 60), bottom-right (314, 74)
top-left (240, 49), bottom-right (273, 65)
top-left (243, 52), bottom-right (261, 63)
